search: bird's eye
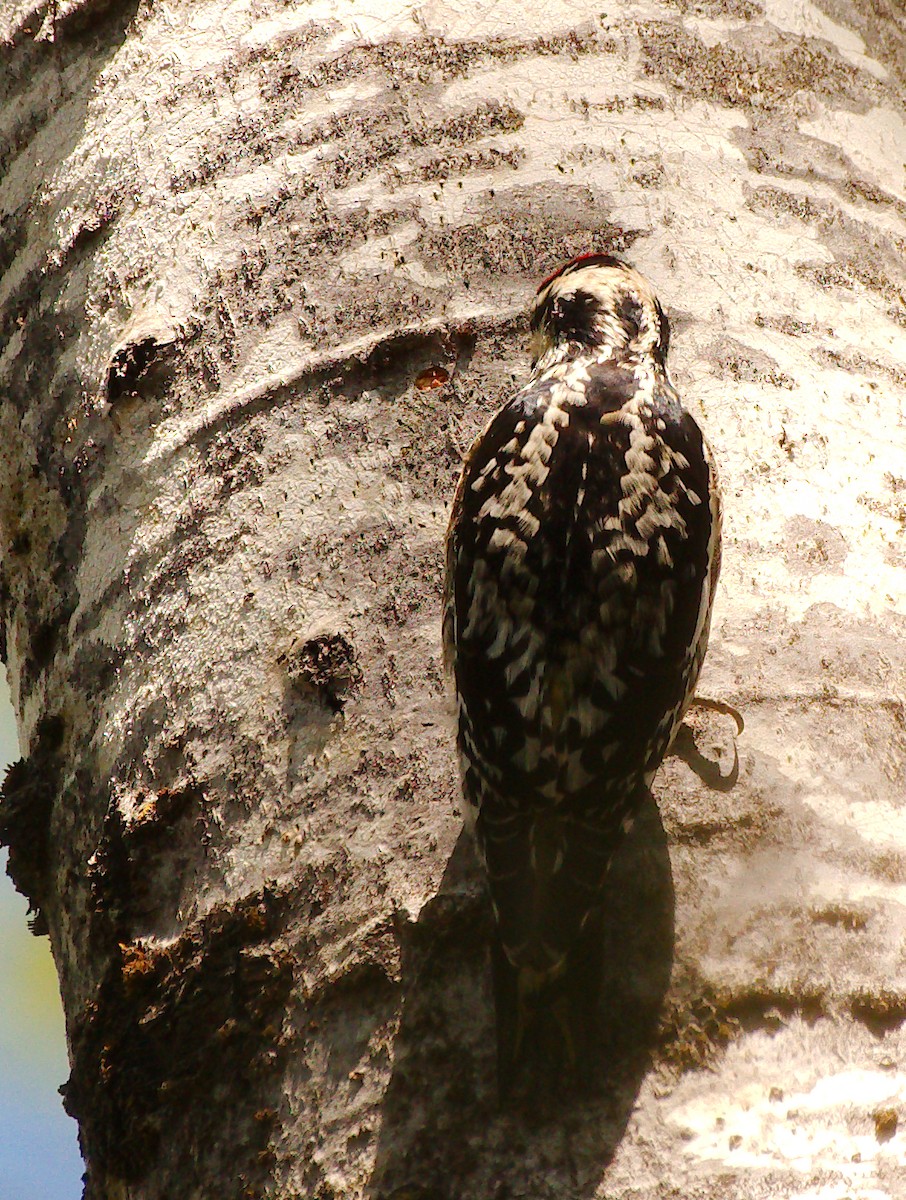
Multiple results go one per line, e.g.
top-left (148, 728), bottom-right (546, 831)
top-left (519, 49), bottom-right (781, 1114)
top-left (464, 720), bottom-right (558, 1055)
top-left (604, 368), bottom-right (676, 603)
top-left (615, 293), bottom-right (644, 341)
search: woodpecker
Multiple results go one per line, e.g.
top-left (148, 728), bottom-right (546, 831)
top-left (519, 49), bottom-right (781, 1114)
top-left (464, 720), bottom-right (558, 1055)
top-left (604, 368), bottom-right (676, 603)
top-left (443, 254), bottom-right (722, 1091)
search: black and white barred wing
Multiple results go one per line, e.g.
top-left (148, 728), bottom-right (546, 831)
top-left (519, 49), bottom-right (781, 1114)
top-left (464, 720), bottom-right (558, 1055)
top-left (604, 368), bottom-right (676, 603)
top-left (446, 374), bottom-right (719, 815)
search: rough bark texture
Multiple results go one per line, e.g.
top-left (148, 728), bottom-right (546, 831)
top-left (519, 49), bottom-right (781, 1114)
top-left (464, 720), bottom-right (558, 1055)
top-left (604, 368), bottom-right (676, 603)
top-left (1, 1), bottom-right (905, 1197)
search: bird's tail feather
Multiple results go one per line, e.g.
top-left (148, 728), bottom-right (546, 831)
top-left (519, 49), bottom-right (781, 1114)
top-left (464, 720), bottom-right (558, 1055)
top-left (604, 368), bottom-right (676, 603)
top-left (491, 913), bottom-right (604, 1099)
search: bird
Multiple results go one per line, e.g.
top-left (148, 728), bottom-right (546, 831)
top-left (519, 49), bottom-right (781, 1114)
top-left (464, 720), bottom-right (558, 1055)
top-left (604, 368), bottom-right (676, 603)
top-left (442, 253), bottom-right (722, 1093)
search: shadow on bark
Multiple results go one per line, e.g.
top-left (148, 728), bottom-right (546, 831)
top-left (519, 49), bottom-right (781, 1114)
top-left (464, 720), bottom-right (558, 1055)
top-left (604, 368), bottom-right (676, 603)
top-left (367, 792), bottom-right (675, 1200)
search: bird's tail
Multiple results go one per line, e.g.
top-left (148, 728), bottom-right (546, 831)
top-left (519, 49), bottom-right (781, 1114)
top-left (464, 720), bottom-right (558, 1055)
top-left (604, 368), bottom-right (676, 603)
top-left (491, 914), bottom-right (604, 1099)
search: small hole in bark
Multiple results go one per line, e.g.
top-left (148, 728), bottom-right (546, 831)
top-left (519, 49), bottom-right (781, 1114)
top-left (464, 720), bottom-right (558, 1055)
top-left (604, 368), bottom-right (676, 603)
top-left (414, 365), bottom-right (450, 390)
top-left (106, 337), bottom-right (161, 405)
top-left (281, 632), bottom-right (361, 714)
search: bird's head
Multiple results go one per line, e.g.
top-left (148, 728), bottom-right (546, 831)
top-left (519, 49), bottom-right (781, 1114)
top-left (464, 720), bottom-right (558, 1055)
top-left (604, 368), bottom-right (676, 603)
top-left (529, 254), bottom-right (670, 370)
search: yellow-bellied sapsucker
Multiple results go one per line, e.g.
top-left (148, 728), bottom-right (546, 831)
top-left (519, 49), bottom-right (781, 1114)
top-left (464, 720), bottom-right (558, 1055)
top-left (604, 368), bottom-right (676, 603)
top-left (443, 254), bottom-right (722, 1091)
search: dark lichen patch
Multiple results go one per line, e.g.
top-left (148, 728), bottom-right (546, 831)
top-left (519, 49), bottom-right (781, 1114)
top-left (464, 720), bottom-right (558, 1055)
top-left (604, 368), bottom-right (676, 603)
top-left (0, 714), bottom-right (65, 933)
top-left (378, 26), bottom-right (611, 83)
top-left (736, 124), bottom-right (906, 232)
top-left (810, 904), bottom-right (868, 932)
top-left (658, 982), bottom-right (828, 1074)
top-left (747, 183), bottom-right (826, 225)
top-left (812, 344), bottom-right (906, 388)
top-left (309, 283), bottom-right (437, 352)
top-left (262, 26), bottom-right (611, 110)
top-left (639, 21), bottom-right (876, 109)
top-left (845, 178), bottom-right (906, 222)
top-left (63, 889), bottom-right (294, 1190)
top-left (376, 546), bottom-right (445, 628)
top-left (286, 521), bottom-right (406, 582)
top-left (657, 990), bottom-right (742, 1072)
top-left (668, 0), bottom-right (764, 15)
top-left (314, 99), bottom-right (525, 192)
top-left (376, 367), bottom-right (472, 498)
top-left (799, 259), bottom-right (906, 319)
top-left (747, 187), bottom-right (906, 311)
top-left (202, 422), bottom-right (268, 495)
top-left (157, 20), bottom-right (337, 114)
top-left (850, 992), bottom-right (906, 1037)
top-left (211, 201), bottom-right (405, 339)
top-left (402, 144), bottom-right (525, 184)
top-left (574, 93), bottom-right (667, 116)
top-left (171, 96), bottom-right (524, 193)
top-left (860, 846), bottom-right (906, 888)
top-left (857, 473), bottom-right (906, 530)
top-left (418, 186), bottom-right (640, 286)
top-left (782, 516), bottom-right (849, 576)
top-left (629, 160), bottom-right (666, 189)
top-left (753, 313), bottom-right (825, 338)
top-left (707, 336), bottom-right (795, 388)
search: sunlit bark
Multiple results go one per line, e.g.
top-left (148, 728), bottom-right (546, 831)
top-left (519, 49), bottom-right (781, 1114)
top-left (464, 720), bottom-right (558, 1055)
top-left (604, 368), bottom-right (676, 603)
top-left (0, 1), bottom-right (904, 1196)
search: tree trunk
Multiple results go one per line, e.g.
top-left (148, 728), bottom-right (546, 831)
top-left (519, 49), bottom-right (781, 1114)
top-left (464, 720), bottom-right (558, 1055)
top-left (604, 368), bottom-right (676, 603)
top-left (1, 1), bottom-right (904, 1197)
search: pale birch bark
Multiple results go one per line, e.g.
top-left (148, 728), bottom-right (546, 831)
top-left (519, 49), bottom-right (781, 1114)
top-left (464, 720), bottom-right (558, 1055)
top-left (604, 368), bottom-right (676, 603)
top-left (0, 1), bottom-right (904, 1197)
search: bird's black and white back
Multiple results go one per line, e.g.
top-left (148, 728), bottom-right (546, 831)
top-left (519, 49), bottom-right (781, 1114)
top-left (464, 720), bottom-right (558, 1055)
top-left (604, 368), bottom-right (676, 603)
top-left (443, 254), bottom-right (721, 1091)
